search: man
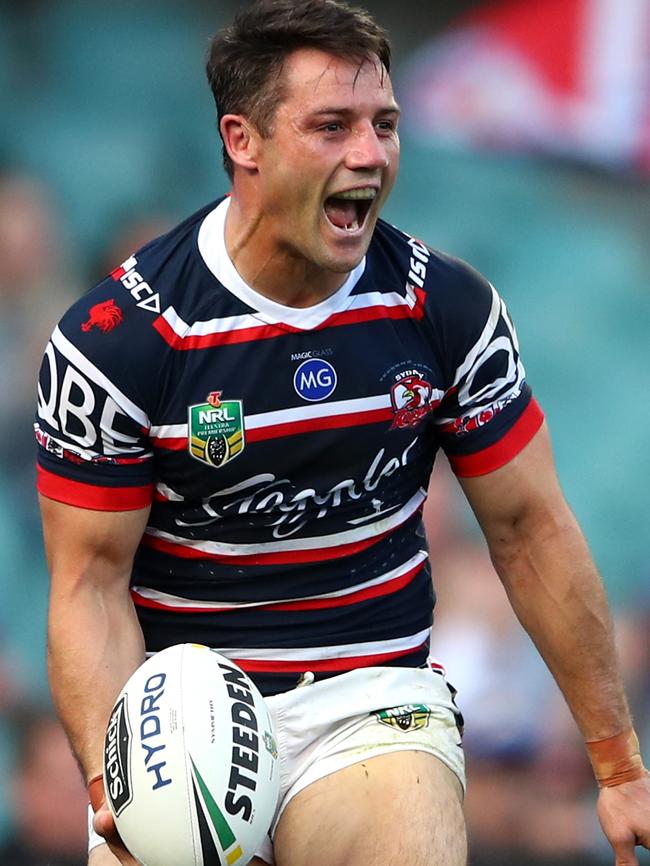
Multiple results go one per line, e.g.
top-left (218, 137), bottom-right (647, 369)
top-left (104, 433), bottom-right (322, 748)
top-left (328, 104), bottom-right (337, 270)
top-left (35, 2), bottom-right (650, 865)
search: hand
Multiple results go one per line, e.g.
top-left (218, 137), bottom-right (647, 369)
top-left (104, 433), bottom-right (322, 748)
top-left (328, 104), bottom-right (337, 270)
top-left (597, 771), bottom-right (650, 866)
top-left (92, 805), bottom-right (140, 866)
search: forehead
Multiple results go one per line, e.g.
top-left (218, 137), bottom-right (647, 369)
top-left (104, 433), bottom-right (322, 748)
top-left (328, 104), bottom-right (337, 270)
top-left (279, 48), bottom-right (396, 112)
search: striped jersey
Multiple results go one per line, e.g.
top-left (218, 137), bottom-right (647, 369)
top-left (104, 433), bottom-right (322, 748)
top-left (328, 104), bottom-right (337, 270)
top-left (35, 196), bottom-right (544, 695)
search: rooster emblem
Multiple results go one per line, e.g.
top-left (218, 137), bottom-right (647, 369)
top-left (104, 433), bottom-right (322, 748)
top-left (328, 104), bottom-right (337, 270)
top-left (81, 299), bottom-right (124, 334)
top-left (391, 374), bottom-right (433, 411)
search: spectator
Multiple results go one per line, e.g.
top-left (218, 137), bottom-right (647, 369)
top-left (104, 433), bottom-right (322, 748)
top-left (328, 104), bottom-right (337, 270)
top-left (0, 709), bottom-right (87, 866)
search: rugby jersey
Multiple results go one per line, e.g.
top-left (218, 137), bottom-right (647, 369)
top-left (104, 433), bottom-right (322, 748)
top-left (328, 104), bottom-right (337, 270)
top-left (35, 196), bottom-right (544, 695)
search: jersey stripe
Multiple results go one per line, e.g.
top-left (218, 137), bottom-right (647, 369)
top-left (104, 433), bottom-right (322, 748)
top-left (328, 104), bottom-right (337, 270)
top-left (213, 627), bottom-right (431, 669)
top-left (448, 398), bottom-right (544, 477)
top-left (150, 395), bottom-right (395, 449)
top-left (131, 551), bottom-right (428, 612)
top-left (37, 465), bottom-right (153, 510)
top-left (141, 489), bottom-right (425, 561)
top-left (50, 327), bottom-right (150, 428)
top-left (152, 287), bottom-right (426, 350)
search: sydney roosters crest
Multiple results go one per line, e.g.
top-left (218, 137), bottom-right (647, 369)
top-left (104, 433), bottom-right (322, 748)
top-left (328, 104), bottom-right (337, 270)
top-left (390, 370), bottom-right (442, 429)
top-left (81, 299), bottom-right (124, 334)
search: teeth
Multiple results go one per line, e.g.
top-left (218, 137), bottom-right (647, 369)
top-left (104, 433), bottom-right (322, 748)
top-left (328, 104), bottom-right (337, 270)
top-left (345, 218), bottom-right (360, 232)
top-left (335, 188), bottom-right (377, 201)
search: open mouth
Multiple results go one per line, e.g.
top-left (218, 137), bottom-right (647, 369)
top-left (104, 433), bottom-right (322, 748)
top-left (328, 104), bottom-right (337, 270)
top-left (323, 187), bottom-right (377, 233)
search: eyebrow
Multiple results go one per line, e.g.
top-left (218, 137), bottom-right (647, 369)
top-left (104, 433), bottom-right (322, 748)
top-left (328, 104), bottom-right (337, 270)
top-left (308, 105), bottom-right (401, 120)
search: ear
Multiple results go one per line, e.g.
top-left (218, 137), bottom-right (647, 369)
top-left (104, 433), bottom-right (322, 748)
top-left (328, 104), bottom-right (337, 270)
top-left (220, 114), bottom-right (261, 172)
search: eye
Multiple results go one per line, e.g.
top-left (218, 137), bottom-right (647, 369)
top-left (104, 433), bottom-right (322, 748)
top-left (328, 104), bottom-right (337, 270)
top-left (375, 119), bottom-right (396, 133)
top-left (320, 121), bottom-right (344, 134)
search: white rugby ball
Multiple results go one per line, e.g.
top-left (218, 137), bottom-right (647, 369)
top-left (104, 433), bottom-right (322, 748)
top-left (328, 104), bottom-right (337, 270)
top-left (103, 644), bottom-right (280, 866)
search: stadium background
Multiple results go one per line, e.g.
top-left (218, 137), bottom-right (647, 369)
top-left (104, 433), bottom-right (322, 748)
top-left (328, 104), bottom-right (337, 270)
top-left (0, 0), bottom-right (648, 863)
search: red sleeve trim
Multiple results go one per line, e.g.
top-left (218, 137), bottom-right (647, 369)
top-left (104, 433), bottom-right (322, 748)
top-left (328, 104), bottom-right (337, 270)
top-left (37, 465), bottom-right (153, 511)
top-left (447, 398), bottom-right (545, 478)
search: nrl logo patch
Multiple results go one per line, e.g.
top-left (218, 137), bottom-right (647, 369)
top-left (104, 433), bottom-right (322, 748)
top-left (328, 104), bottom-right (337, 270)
top-left (188, 391), bottom-right (245, 468)
top-left (374, 703), bottom-right (431, 732)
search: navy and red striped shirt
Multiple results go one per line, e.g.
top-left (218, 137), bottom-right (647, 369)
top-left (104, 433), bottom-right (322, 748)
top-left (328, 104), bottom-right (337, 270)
top-left (35, 196), bottom-right (543, 695)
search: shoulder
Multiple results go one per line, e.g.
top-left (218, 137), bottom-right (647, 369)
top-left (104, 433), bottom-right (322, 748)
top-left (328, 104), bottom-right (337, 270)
top-left (370, 219), bottom-right (498, 324)
top-left (51, 198), bottom-right (226, 378)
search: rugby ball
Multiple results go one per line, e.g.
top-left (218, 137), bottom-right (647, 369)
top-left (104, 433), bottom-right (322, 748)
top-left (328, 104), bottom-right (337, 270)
top-left (103, 644), bottom-right (280, 866)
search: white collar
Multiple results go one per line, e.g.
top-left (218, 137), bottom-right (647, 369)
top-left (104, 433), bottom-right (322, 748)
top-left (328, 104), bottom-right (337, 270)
top-left (197, 197), bottom-right (366, 329)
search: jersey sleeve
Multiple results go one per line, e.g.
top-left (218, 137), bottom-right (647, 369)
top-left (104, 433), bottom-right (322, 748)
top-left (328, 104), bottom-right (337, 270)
top-left (428, 255), bottom-right (544, 477)
top-left (35, 284), bottom-right (155, 511)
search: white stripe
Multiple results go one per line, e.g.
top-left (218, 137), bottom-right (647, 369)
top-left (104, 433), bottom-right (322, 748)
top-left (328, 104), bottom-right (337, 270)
top-left (161, 306), bottom-right (265, 338)
top-left (144, 488), bottom-right (426, 555)
top-left (347, 289), bottom-right (416, 311)
top-left (212, 628), bottom-right (431, 661)
top-left (161, 286), bottom-right (415, 340)
top-left (51, 327), bottom-right (150, 428)
top-left (131, 550), bottom-right (428, 610)
top-left (150, 394), bottom-right (392, 440)
top-left (245, 394), bottom-right (391, 430)
top-left (451, 284), bottom-right (501, 388)
top-left (150, 422), bottom-right (187, 439)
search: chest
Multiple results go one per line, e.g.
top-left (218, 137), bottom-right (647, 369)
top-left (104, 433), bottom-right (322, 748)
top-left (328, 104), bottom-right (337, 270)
top-left (152, 318), bottom-right (445, 503)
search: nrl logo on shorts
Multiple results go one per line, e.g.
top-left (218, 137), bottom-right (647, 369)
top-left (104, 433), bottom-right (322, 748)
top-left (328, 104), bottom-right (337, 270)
top-left (374, 703), bottom-right (431, 732)
top-left (188, 391), bottom-right (245, 468)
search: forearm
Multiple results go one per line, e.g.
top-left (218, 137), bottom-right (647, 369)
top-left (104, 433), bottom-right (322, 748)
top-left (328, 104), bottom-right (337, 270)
top-left (48, 575), bottom-right (145, 781)
top-left (490, 506), bottom-right (632, 741)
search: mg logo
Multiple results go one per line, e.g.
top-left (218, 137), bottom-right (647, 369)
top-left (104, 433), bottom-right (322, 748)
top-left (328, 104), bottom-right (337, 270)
top-left (293, 359), bottom-right (337, 402)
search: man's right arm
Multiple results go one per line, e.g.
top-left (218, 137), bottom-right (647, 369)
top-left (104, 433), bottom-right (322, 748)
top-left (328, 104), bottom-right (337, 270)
top-left (40, 494), bottom-right (151, 865)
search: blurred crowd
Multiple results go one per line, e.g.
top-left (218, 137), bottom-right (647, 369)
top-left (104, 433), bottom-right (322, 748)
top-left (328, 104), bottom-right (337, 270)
top-left (1, 0), bottom-right (649, 864)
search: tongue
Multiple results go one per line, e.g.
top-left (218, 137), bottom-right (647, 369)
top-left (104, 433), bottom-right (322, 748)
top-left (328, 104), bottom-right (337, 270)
top-left (324, 198), bottom-right (358, 229)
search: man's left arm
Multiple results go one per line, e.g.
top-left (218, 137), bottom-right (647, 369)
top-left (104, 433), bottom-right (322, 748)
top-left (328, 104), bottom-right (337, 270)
top-left (458, 421), bottom-right (650, 865)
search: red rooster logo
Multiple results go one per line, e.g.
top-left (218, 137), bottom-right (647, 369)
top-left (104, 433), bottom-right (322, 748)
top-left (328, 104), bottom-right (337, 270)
top-left (81, 299), bottom-right (124, 334)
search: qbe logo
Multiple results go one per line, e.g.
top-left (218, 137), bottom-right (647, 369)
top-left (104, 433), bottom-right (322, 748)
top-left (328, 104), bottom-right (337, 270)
top-left (293, 358), bottom-right (337, 402)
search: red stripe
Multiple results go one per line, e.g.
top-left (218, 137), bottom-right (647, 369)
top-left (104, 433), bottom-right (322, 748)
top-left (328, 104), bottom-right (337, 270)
top-left (266, 561), bottom-right (424, 610)
top-left (152, 290), bottom-right (426, 351)
top-left (152, 406), bottom-right (394, 451)
top-left (151, 436), bottom-right (187, 451)
top-left (140, 526), bottom-right (390, 565)
top-left (233, 641), bottom-right (429, 673)
top-left (111, 266), bottom-right (126, 280)
top-left (247, 407), bottom-right (394, 442)
top-left (131, 560), bottom-right (425, 614)
top-left (153, 315), bottom-right (295, 349)
top-left (447, 398), bottom-right (544, 477)
top-left (37, 466), bottom-right (153, 511)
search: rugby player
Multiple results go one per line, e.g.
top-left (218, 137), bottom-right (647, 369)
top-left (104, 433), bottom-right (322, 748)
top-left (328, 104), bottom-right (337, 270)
top-left (36, 1), bottom-right (650, 864)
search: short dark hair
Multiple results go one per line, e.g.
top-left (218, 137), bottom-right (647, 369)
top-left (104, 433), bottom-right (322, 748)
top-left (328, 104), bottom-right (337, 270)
top-left (206, 0), bottom-right (392, 179)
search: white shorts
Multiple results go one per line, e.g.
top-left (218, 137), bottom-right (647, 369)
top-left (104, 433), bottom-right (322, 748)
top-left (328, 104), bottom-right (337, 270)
top-left (89, 664), bottom-right (464, 864)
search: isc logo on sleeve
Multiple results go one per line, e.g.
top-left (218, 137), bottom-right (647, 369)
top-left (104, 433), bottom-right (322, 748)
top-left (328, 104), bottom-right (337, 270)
top-left (293, 359), bottom-right (337, 402)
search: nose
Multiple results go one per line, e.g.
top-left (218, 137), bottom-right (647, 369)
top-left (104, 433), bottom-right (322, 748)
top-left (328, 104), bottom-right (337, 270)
top-left (345, 121), bottom-right (390, 171)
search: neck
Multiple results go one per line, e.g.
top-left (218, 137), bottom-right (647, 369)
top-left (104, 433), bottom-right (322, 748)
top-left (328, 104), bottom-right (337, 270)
top-left (223, 196), bottom-right (350, 308)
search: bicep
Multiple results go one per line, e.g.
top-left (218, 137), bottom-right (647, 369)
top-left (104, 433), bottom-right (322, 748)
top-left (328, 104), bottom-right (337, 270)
top-left (39, 495), bottom-right (150, 591)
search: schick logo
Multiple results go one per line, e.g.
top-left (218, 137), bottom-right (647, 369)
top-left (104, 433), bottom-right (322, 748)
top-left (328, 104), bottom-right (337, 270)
top-left (293, 359), bottom-right (337, 402)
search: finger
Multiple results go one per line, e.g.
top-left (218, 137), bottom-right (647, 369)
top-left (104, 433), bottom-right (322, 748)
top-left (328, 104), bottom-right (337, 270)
top-left (92, 806), bottom-right (117, 840)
